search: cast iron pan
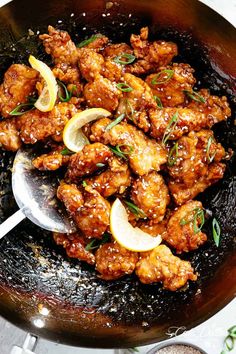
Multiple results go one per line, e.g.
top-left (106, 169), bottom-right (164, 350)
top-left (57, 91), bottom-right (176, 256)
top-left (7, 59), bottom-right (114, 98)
top-left (0, 0), bottom-right (236, 348)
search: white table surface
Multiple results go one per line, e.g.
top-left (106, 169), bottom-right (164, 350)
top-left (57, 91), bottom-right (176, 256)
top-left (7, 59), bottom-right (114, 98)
top-left (0, 0), bottom-right (235, 353)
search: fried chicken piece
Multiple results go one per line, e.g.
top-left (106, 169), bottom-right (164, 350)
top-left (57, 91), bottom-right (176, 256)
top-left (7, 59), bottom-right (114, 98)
top-left (0, 118), bottom-right (22, 151)
top-left (131, 171), bottom-right (170, 223)
top-left (186, 89), bottom-right (231, 123)
top-left (32, 147), bottom-right (70, 171)
top-left (128, 27), bottom-right (178, 75)
top-left (0, 64), bottom-right (38, 118)
top-left (17, 102), bottom-right (77, 144)
top-left (90, 118), bottom-right (167, 175)
top-left (53, 232), bottom-right (95, 265)
top-left (95, 242), bottom-right (138, 280)
top-left (167, 130), bottom-right (226, 204)
top-left (103, 43), bottom-right (133, 58)
top-left (83, 35), bottom-right (109, 51)
top-left (138, 219), bottom-right (168, 238)
top-left (146, 63), bottom-right (196, 107)
top-left (102, 60), bottom-right (123, 82)
top-left (84, 75), bottom-right (122, 112)
top-left (165, 201), bottom-right (207, 253)
top-left (116, 73), bottom-right (156, 132)
top-left (53, 62), bottom-right (82, 95)
top-left (57, 182), bottom-right (84, 214)
top-left (169, 162), bottom-right (226, 205)
top-left (66, 142), bottom-right (112, 183)
top-left (39, 25), bottom-right (79, 65)
top-left (78, 48), bottom-right (105, 82)
top-left (135, 245), bottom-right (197, 291)
top-left (85, 156), bottom-right (131, 197)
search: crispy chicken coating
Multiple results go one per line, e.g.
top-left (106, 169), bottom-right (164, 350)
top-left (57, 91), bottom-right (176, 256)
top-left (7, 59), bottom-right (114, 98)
top-left (138, 219), bottom-right (168, 238)
top-left (146, 63), bottom-right (196, 107)
top-left (131, 171), bottom-right (170, 223)
top-left (165, 201), bottom-right (207, 253)
top-left (84, 75), bottom-right (122, 112)
top-left (53, 62), bottom-right (82, 95)
top-left (95, 242), bottom-right (138, 280)
top-left (103, 43), bottom-right (133, 58)
top-left (128, 27), bottom-right (178, 75)
top-left (53, 232), bottom-right (95, 265)
top-left (0, 118), bottom-right (22, 151)
top-left (78, 48), bottom-right (105, 82)
top-left (85, 156), bottom-right (131, 197)
top-left (135, 245), bottom-right (197, 291)
top-left (117, 73), bottom-right (156, 132)
top-left (90, 118), bottom-right (167, 175)
top-left (57, 183), bottom-right (110, 238)
top-left (167, 130), bottom-right (226, 204)
top-left (17, 102), bottom-right (77, 144)
top-left (0, 64), bottom-right (38, 118)
top-left (32, 147), bottom-right (70, 171)
top-left (66, 142), bottom-right (112, 183)
top-left (40, 25), bottom-right (79, 65)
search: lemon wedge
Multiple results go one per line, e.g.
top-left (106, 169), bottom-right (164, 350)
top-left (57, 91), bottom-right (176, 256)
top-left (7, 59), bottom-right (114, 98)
top-left (63, 108), bottom-right (111, 152)
top-left (29, 55), bottom-right (58, 112)
top-left (110, 198), bottom-right (162, 252)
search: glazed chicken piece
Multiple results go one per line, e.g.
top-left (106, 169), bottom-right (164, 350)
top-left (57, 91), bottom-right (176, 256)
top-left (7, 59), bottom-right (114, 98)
top-left (32, 147), bottom-right (70, 171)
top-left (116, 73), bottom-right (156, 132)
top-left (90, 118), bottom-right (167, 175)
top-left (167, 130), bottom-right (226, 204)
top-left (149, 92), bottom-right (231, 141)
top-left (53, 232), bottom-right (95, 265)
top-left (17, 102), bottom-right (78, 144)
top-left (135, 245), bottom-right (197, 291)
top-left (0, 64), bottom-right (38, 118)
top-left (146, 63), bottom-right (196, 107)
top-left (57, 183), bottom-right (110, 238)
top-left (84, 75), bottom-right (122, 112)
top-left (164, 201), bottom-right (207, 253)
top-left (83, 35), bottom-right (109, 51)
top-left (66, 142), bottom-right (112, 183)
top-left (53, 62), bottom-right (82, 95)
top-left (103, 43), bottom-right (133, 59)
top-left (0, 118), bottom-right (22, 151)
top-left (95, 242), bottom-right (138, 280)
top-left (131, 171), bottom-right (170, 223)
top-left (138, 219), bottom-right (168, 238)
top-left (128, 27), bottom-right (178, 75)
top-left (85, 156), bottom-right (132, 197)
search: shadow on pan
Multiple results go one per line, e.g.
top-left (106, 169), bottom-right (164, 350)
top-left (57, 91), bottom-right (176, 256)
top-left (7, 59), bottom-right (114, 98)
top-left (0, 0), bottom-right (236, 348)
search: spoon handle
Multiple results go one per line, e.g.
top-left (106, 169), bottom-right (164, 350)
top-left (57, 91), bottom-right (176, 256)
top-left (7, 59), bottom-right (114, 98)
top-left (0, 209), bottom-right (26, 239)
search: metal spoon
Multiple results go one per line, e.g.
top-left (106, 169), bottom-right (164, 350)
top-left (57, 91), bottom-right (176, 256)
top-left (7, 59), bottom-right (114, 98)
top-left (0, 146), bottom-right (76, 239)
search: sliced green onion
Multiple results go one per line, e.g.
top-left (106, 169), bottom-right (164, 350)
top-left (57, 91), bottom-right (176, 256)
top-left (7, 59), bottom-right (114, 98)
top-left (206, 136), bottom-right (217, 163)
top-left (82, 180), bottom-right (88, 187)
top-left (9, 103), bottom-right (35, 116)
top-left (228, 326), bottom-right (236, 338)
top-left (212, 218), bottom-right (221, 247)
top-left (154, 95), bottom-right (163, 109)
top-left (109, 144), bottom-right (133, 160)
top-left (77, 34), bottom-right (103, 48)
top-left (168, 142), bottom-right (179, 166)
top-left (224, 335), bottom-right (234, 351)
top-left (105, 113), bottom-right (125, 131)
top-left (116, 82), bottom-right (133, 92)
top-left (96, 163), bottom-right (106, 168)
top-left (124, 200), bottom-right (146, 218)
top-left (162, 112), bottom-right (179, 145)
top-left (60, 148), bottom-right (75, 156)
top-left (113, 53), bottom-right (136, 65)
top-left (125, 99), bottom-right (135, 120)
top-left (180, 207), bottom-right (205, 234)
top-left (183, 90), bottom-right (206, 103)
top-left (27, 95), bottom-right (37, 104)
top-left (85, 233), bottom-right (110, 251)
top-left (57, 80), bottom-right (76, 102)
top-left (151, 69), bottom-right (174, 85)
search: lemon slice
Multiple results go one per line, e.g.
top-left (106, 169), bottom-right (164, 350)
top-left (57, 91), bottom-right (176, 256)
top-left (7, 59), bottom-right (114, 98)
top-left (29, 55), bottom-right (58, 112)
top-left (110, 198), bottom-right (162, 252)
top-left (63, 108), bottom-right (111, 152)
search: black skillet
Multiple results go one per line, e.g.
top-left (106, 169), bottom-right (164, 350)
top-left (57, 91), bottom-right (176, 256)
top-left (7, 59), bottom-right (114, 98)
top-left (0, 0), bottom-right (236, 348)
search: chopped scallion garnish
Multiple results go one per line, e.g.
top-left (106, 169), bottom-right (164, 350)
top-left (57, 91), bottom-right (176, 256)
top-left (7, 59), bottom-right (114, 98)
top-left (9, 102), bottom-right (35, 116)
top-left (180, 207), bottom-right (205, 234)
top-left (162, 112), bottom-right (179, 145)
top-left (124, 200), bottom-right (146, 218)
top-left (109, 144), bottom-right (133, 160)
top-left (168, 142), bottom-right (179, 166)
top-left (125, 99), bottom-right (135, 120)
top-left (154, 95), bottom-right (163, 109)
top-left (113, 53), bottom-right (136, 65)
top-left (60, 148), bottom-right (75, 156)
top-left (212, 218), bottom-right (221, 247)
top-left (82, 180), bottom-right (88, 187)
top-left (183, 90), bottom-right (206, 103)
top-left (116, 82), bottom-right (133, 92)
top-left (96, 163), bottom-right (106, 168)
top-left (85, 233), bottom-right (110, 251)
top-left (57, 80), bottom-right (76, 102)
top-left (77, 34), bottom-right (103, 48)
top-left (206, 136), bottom-right (217, 163)
top-left (221, 325), bottom-right (236, 354)
top-left (105, 113), bottom-right (125, 131)
top-left (151, 69), bottom-right (174, 85)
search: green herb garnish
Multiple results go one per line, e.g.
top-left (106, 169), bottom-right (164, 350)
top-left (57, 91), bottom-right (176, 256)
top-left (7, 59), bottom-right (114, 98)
top-left (124, 200), bottom-right (146, 218)
top-left (162, 112), bottom-right (179, 145)
top-left (221, 326), bottom-right (236, 353)
top-left (113, 53), bottom-right (136, 65)
top-left (183, 90), bottom-right (206, 103)
top-left (109, 144), bottom-right (134, 160)
top-left (180, 207), bottom-right (205, 234)
top-left (57, 80), bottom-right (76, 102)
top-left (96, 163), bottom-right (106, 168)
top-left (125, 99), bottom-right (135, 120)
top-left (206, 136), bottom-right (217, 163)
top-left (212, 218), bottom-right (221, 247)
top-left (154, 95), bottom-right (163, 109)
top-left (60, 148), bottom-right (75, 156)
top-left (116, 82), bottom-right (133, 92)
top-left (85, 233), bottom-right (110, 251)
top-left (82, 180), bottom-right (88, 187)
top-left (151, 69), bottom-right (174, 85)
top-left (105, 113), bottom-right (125, 131)
top-left (168, 142), bottom-right (179, 166)
top-left (9, 102), bottom-right (35, 116)
top-left (77, 34), bottom-right (103, 48)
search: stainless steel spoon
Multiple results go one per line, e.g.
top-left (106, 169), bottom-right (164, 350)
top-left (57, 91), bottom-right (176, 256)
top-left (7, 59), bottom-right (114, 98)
top-left (0, 147), bottom-right (76, 239)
